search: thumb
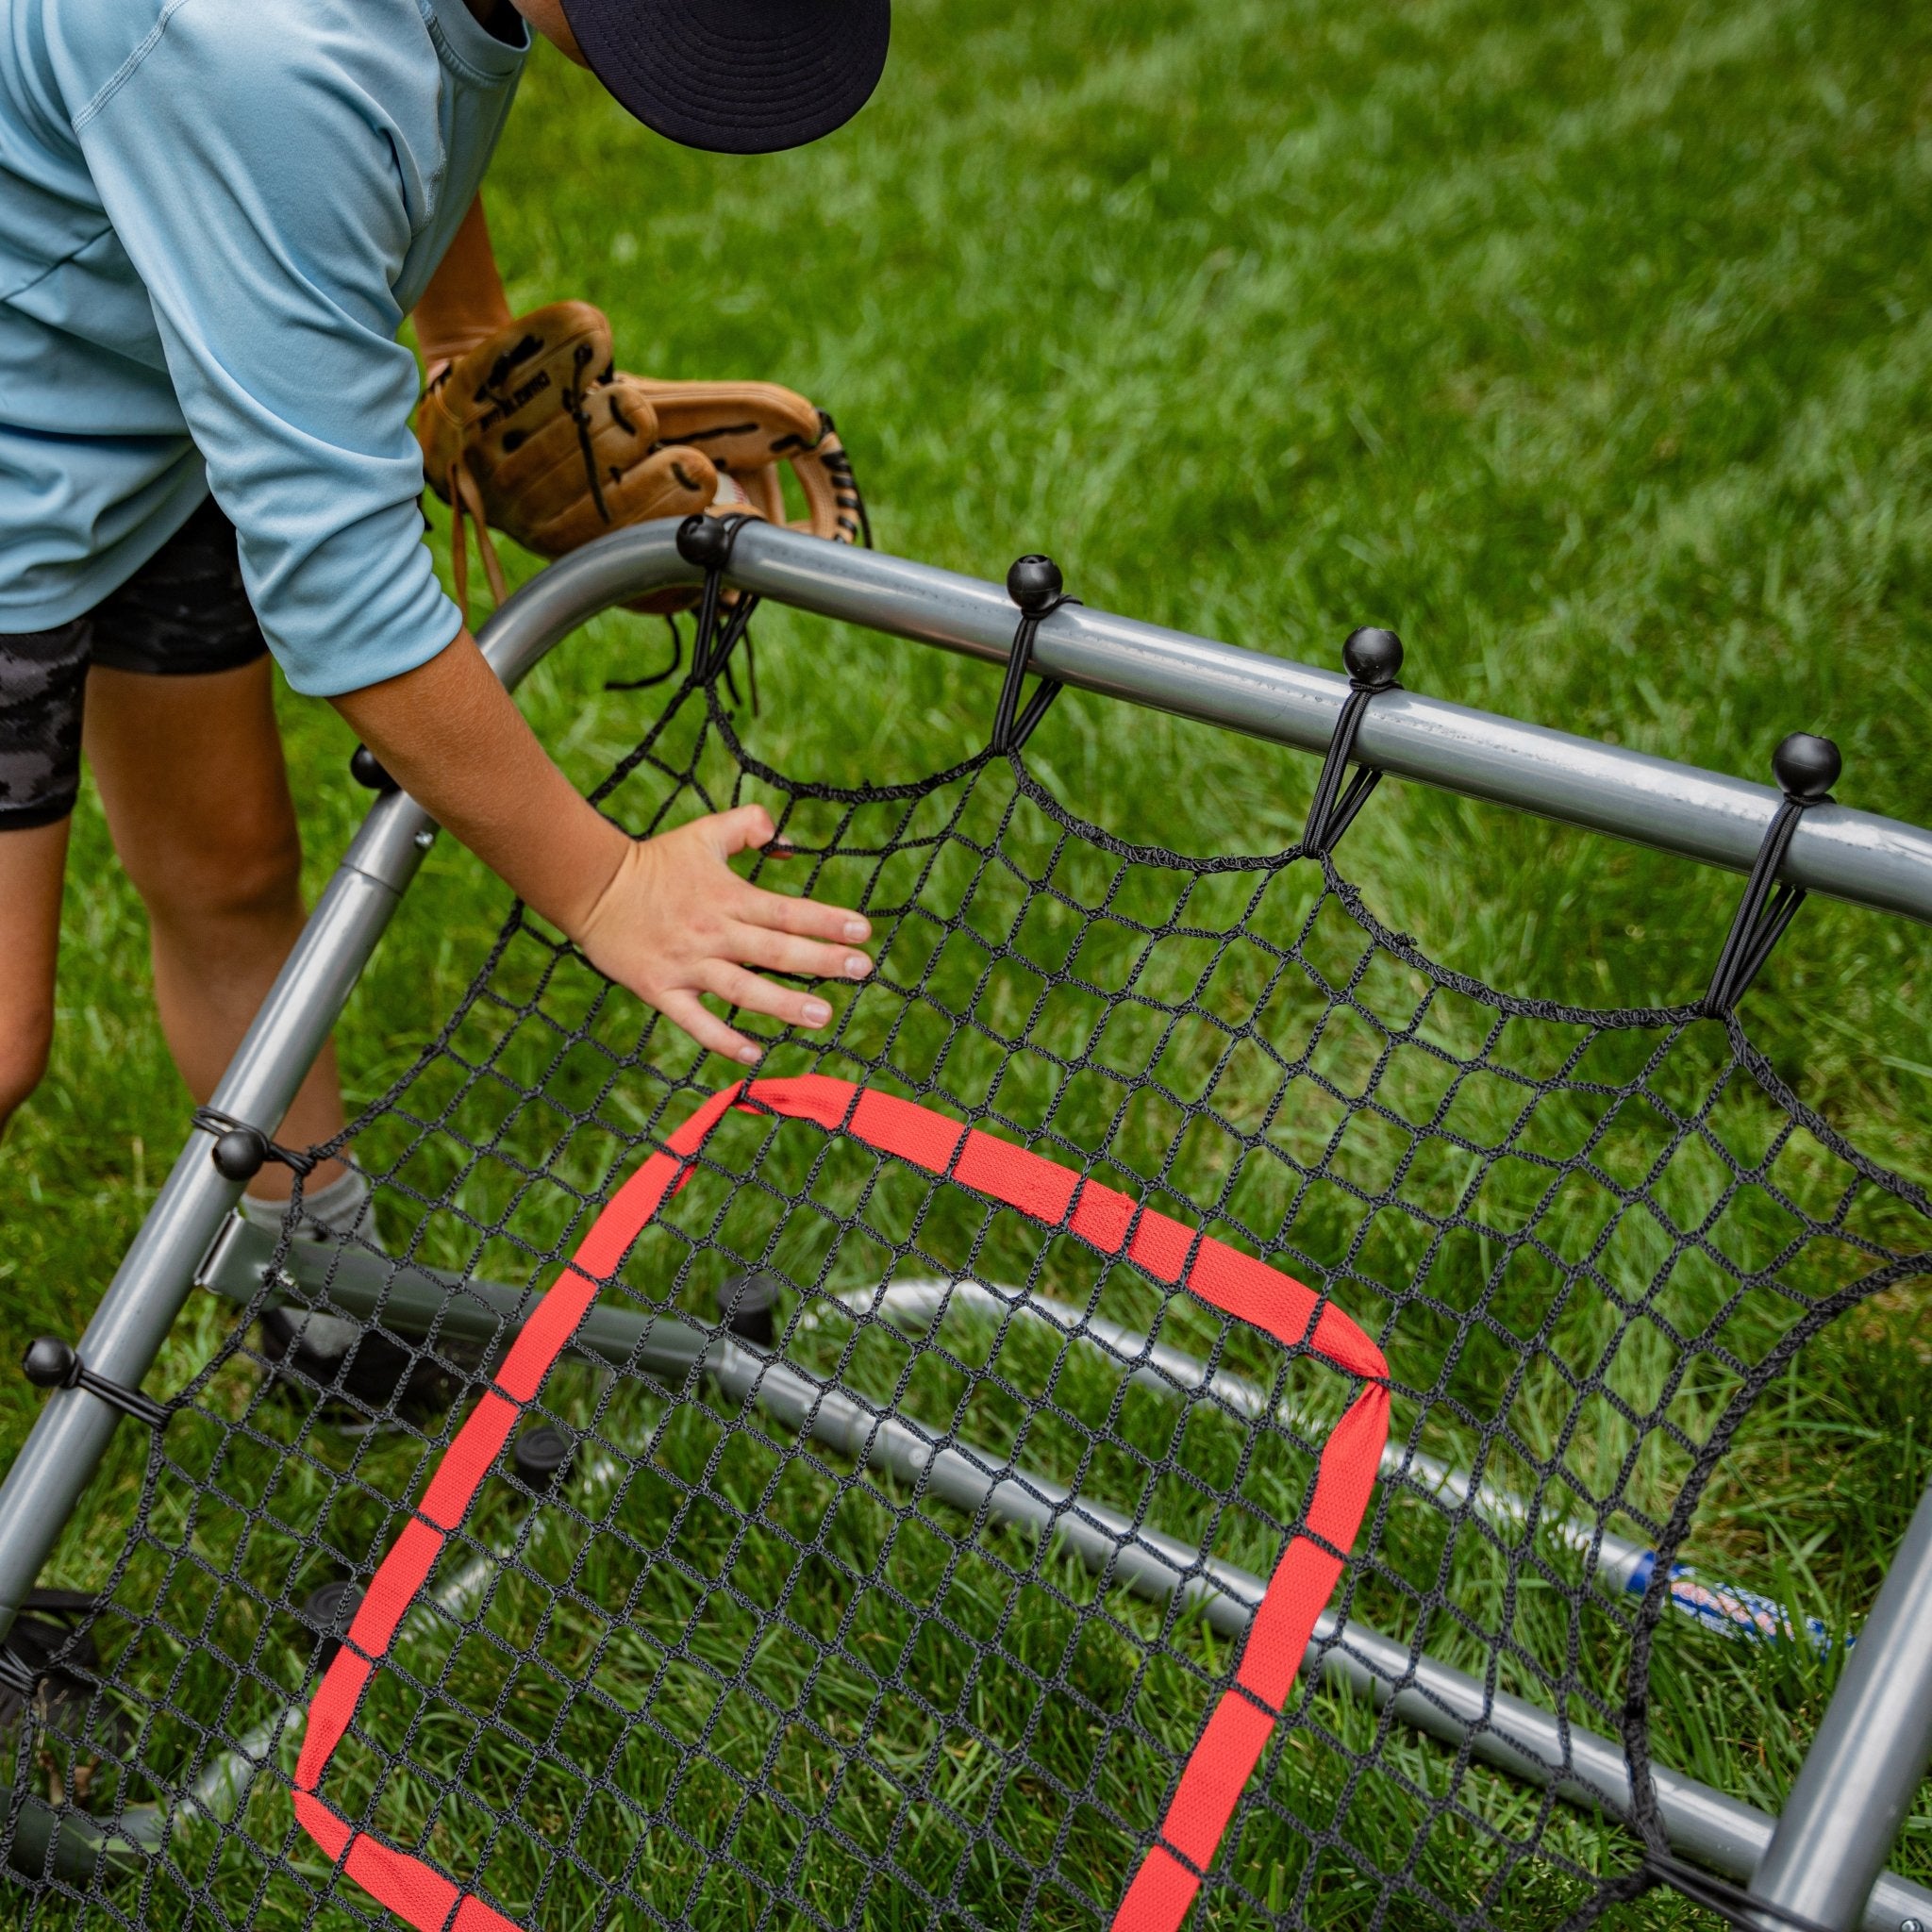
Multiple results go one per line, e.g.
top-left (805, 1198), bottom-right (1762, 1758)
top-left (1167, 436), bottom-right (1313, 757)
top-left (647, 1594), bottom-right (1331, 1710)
top-left (707, 803), bottom-right (779, 858)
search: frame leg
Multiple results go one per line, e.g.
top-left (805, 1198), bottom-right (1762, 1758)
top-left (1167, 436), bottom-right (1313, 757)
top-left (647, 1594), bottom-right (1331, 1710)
top-left (1751, 1474), bottom-right (1932, 1930)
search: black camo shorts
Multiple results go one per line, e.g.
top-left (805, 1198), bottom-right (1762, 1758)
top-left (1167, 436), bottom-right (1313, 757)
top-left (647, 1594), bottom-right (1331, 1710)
top-left (0, 496), bottom-right (268, 829)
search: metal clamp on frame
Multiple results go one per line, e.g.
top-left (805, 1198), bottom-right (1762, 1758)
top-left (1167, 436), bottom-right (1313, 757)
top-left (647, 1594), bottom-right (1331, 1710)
top-left (991, 554), bottom-right (1078, 755)
top-left (1303, 625), bottom-right (1405, 858)
top-left (191, 1106), bottom-right (319, 1185)
top-left (1703, 733), bottom-right (1840, 1016)
top-left (21, 1337), bottom-right (168, 1431)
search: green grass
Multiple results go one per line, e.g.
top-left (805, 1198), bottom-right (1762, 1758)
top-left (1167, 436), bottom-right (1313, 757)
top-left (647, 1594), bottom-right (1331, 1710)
top-left (6, 0), bottom-right (1932, 1924)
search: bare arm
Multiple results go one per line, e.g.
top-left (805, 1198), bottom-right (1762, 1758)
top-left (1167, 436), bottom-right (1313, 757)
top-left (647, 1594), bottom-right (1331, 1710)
top-left (334, 633), bottom-right (872, 1063)
top-left (411, 196), bottom-right (514, 374)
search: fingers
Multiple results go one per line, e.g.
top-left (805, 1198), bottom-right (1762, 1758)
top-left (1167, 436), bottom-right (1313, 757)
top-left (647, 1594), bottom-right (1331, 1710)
top-left (730, 924), bottom-right (873, 984)
top-left (734, 882), bottom-right (872, 947)
top-left (707, 803), bottom-right (778, 858)
top-left (693, 809), bottom-right (871, 941)
top-left (602, 443), bottom-right (715, 526)
top-left (654, 955), bottom-right (852, 1068)
top-left (652, 941), bottom-right (865, 1067)
top-left (654, 991), bottom-right (759, 1067)
top-left (624, 807), bottom-right (879, 1063)
top-left (700, 962), bottom-right (837, 1033)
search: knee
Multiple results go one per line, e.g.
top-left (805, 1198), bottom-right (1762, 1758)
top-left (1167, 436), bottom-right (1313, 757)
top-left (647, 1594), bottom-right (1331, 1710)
top-left (133, 815), bottom-right (305, 930)
top-left (0, 1006), bottom-right (54, 1129)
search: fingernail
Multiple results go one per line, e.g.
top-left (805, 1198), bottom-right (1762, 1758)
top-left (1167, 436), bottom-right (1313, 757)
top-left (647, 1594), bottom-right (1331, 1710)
top-left (738, 1044), bottom-right (761, 1065)
top-left (842, 918), bottom-right (870, 941)
top-left (801, 998), bottom-right (832, 1026)
top-left (845, 955), bottom-right (872, 978)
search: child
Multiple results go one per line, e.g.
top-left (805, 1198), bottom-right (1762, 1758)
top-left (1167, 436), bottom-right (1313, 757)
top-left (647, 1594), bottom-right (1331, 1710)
top-left (0, 0), bottom-right (891, 1277)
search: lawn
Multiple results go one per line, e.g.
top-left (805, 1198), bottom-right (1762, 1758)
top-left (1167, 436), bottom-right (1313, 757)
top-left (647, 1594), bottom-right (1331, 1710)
top-left (3, 0), bottom-right (1930, 1924)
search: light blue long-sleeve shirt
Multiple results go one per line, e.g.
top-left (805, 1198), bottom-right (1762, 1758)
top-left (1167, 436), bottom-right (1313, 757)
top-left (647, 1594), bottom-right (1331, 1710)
top-left (0, 0), bottom-right (525, 694)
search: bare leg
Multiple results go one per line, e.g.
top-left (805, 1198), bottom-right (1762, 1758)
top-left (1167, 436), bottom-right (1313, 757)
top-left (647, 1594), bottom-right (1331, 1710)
top-left (0, 818), bottom-right (71, 1134)
top-left (84, 658), bottom-right (347, 1200)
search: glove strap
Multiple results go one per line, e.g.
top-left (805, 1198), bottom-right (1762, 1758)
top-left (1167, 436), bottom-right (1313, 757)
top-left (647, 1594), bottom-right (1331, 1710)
top-left (561, 341), bottom-right (611, 528)
top-left (813, 412), bottom-right (872, 548)
top-left (446, 460), bottom-right (508, 628)
top-left (786, 410), bottom-right (873, 547)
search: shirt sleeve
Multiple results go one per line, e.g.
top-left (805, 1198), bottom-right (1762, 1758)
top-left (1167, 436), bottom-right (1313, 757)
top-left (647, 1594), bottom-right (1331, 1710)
top-left (73, 2), bottom-right (459, 696)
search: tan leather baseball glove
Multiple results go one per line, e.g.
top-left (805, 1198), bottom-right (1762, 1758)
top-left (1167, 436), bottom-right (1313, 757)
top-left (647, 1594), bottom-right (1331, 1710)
top-left (416, 301), bottom-right (866, 623)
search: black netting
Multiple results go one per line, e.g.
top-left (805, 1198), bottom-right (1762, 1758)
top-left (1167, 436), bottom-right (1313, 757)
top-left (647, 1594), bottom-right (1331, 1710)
top-left (7, 630), bottom-right (1931, 1932)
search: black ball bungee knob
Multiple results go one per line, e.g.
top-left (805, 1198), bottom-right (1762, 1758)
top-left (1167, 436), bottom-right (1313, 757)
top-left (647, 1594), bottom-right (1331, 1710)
top-left (509, 1424), bottom-right (576, 1491)
top-left (1772, 732), bottom-right (1840, 804)
top-left (1341, 626), bottom-right (1404, 689)
top-left (676, 512), bottom-right (735, 571)
top-left (348, 745), bottom-right (394, 792)
top-left (21, 1338), bottom-right (79, 1390)
top-left (717, 1272), bottom-right (782, 1347)
top-left (211, 1125), bottom-right (270, 1181)
top-left (300, 1580), bottom-right (365, 1673)
top-left (1007, 555), bottom-right (1064, 614)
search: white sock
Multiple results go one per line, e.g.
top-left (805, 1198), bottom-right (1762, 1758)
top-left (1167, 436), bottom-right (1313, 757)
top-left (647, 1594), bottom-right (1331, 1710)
top-left (242, 1166), bottom-right (379, 1359)
top-left (241, 1165), bottom-right (380, 1242)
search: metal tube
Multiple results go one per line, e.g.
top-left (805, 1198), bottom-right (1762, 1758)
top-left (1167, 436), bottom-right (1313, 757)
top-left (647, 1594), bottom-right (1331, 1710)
top-left (0, 817), bottom-right (427, 1636)
top-left (376, 518), bottom-right (1932, 924)
top-left (185, 1228), bottom-right (1932, 1928)
top-left (186, 1235), bottom-right (1645, 1586)
top-left (697, 1333), bottom-right (1932, 1932)
top-left (816, 1277), bottom-right (1835, 1643)
top-left (0, 552), bottom-right (640, 1648)
top-left (615, 519), bottom-right (1932, 924)
top-left (1751, 1475), bottom-right (1932, 1929)
top-left (819, 1276), bottom-right (1638, 1569)
top-left (193, 1214), bottom-right (703, 1380)
top-left (199, 1233), bottom-right (1837, 1648)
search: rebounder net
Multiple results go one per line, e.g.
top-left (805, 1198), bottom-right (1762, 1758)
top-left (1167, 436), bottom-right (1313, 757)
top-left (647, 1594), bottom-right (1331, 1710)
top-left (7, 604), bottom-right (1932, 1932)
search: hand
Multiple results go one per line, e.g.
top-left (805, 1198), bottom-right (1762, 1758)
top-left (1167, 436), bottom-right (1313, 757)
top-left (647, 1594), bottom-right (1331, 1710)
top-left (333, 640), bottom-right (871, 1065)
top-left (573, 805), bottom-right (874, 1064)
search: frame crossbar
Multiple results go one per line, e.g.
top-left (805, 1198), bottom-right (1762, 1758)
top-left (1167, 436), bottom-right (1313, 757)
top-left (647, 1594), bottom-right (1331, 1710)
top-left (188, 1215), bottom-right (1932, 1931)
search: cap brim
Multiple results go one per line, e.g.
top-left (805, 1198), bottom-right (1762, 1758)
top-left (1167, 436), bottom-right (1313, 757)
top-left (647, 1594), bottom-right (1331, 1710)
top-left (567, 0), bottom-right (890, 156)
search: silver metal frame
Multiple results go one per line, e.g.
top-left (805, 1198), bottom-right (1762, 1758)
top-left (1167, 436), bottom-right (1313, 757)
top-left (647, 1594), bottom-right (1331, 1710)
top-left (183, 1219), bottom-right (1932, 1928)
top-left (1, 519), bottom-right (1927, 1927)
top-left (1753, 1479), bottom-right (1932, 1928)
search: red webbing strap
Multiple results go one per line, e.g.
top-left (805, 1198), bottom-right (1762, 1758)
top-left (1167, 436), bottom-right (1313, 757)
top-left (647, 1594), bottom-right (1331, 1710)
top-left (291, 1074), bottom-right (1388, 1932)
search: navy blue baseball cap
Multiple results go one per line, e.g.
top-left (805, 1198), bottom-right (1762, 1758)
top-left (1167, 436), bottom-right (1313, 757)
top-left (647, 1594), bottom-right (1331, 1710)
top-left (566, 0), bottom-right (891, 155)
